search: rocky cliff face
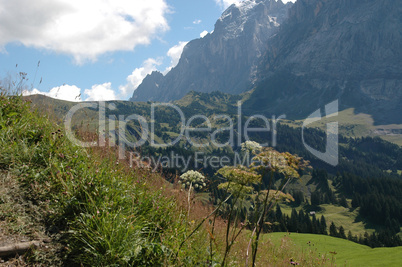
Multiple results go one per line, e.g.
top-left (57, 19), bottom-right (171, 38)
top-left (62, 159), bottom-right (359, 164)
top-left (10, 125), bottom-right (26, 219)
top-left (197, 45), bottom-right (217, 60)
top-left (262, 0), bottom-right (402, 82)
top-left (130, 0), bottom-right (292, 102)
top-left (244, 0), bottom-right (402, 123)
top-left (131, 0), bottom-right (402, 124)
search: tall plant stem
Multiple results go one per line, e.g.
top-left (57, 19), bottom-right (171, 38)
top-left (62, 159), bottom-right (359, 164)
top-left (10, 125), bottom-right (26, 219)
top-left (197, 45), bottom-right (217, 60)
top-left (221, 187), bottom-right (243, 267)
top-left (175, 193), bottom-right (232, 261)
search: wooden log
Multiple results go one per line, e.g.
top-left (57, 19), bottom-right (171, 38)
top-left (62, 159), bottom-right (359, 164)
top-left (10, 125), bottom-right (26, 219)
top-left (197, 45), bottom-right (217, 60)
top-left (0, 241), bottom-right (41, 258)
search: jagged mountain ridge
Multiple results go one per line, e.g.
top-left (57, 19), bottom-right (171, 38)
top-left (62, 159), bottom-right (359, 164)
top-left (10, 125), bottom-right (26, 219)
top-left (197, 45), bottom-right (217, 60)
top-left (244, 0), bottom-right (402, 123)
top-left (131, 0), bottom-right (402, 124)
top-left (130, 0), bottom-right (292, 102)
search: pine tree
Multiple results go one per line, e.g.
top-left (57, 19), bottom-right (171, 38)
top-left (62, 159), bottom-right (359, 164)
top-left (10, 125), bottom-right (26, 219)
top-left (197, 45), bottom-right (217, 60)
top-left (339, 196), bottom-right (348, 208)
top-left (351, 194), bottom-right (359, 208)
top-left (329, 222), bottom-right (338, 237)
top-left (275, 204), bottom-right (283, 221)
top-left (298, 210), bottom-right (306, 232)
top-left (311, 191), bottom-right (321, 206)
top-left (305, 213), bottom-right (313, 233)
top-left (288, 208), bottom-right (299, 232)
top-left (311, 215), bottom-right (318, 234)
top-left (363, 232), bottom-right (370, 246)
top-left (339, 226), bottom-right (346, 239)
top-left (347, 230), bottom-right (353, 241)
top-left (358, 234), bottom-right (364, 244)
top-left (320, 215), bottom-right (327, 235)
top-left (292, 190), bottom-right (304, 206)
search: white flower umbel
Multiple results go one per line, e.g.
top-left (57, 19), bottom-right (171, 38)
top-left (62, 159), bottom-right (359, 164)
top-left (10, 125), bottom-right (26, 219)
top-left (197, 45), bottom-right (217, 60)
top-left (179, 170), bottom-right (206, 191)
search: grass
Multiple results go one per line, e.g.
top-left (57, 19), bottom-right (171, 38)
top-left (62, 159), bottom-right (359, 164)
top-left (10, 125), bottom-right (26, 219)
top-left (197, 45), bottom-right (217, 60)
top-left (1, 89), bottom-right (331, 266)
top-left (4, 90), bottom-right (400, 265)
top-left (0, 171), bottom-right (64, 265)
top-left (0, 92), bottom-right (210, 265)
top-left (316, 204), bottom-right (373, 236)
top-left (276, 174), bottom-right (377, 236)
top-left (265, 232), bottom-right (402, 267)
top-left (282, 108), bottom-right (402, 146)
top-left (278, 202), bottom-right (375, 237)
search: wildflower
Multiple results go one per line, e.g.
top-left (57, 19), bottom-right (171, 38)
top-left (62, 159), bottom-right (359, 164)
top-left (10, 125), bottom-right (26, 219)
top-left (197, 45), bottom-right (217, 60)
top-left (217, 165), bottom-right (261, 186)
top-left (290, 258), bottom-right (300, 265)
top-left (179, 170), bottom-right (206, 190)
top-left (241, 141), bottom-right (262, 155)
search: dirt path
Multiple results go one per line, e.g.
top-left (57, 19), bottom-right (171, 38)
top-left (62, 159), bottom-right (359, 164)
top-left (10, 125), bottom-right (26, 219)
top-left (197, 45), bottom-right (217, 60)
top-left (0, 171), bottom-right (62, 266)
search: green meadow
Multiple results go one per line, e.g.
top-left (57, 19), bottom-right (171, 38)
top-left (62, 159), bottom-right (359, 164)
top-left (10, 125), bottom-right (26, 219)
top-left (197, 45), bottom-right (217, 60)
top-left (266, 232), bottom-right (402, 267)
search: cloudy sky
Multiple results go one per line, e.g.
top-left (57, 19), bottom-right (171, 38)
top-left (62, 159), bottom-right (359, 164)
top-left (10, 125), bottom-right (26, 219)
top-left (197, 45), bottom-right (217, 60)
top-left (0, 0), bottom-right (295, 101)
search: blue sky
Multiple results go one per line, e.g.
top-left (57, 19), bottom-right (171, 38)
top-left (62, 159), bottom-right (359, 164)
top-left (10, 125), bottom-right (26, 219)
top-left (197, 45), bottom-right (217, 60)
top-left (0, 0), bottom-right (294, 101)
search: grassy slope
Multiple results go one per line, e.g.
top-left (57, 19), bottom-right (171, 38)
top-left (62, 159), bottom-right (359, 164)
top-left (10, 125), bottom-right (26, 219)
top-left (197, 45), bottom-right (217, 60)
top-left (3, 94), bottom-right (331, 266)
top-left (23, 94), bottom-right (402, 263)
top-left (278, 203), bottom-right (374, 236)
top-left (24, 95), bottom-right (398, 238)
top-left (282, 108), bottom-right (402, 146)
top-left (0, 94), bottom-right (206, 265)
top-left (277, 175), bottom-right (374, 236)
top-left (266, 232), bottom-right (402, 267)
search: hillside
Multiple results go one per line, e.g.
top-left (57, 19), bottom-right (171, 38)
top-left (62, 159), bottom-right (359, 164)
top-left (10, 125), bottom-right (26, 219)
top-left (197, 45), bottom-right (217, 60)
top-left (27, 94), bottom-right (402, 242)
top-left (1, 89), bottom-right (338, 265)
top-left (1, 93), bottom-right (226, 265)
top-left (266, 232), bottom-right (402, 267)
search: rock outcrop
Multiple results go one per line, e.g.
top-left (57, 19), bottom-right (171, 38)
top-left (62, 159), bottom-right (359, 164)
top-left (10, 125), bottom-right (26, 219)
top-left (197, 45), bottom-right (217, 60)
top-left (130, 0), bottom-right (292, 102)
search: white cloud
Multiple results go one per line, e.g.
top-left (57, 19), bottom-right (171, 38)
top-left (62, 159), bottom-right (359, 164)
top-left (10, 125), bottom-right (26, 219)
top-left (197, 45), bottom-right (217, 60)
top-left (119, 58), bottom-right (162, 97)
top-left (23, 84), bottom-right (82, 102)
top-left (23, 82), bottom-right (117, 102)
top-left (200, 31), bottom-right (209, 38)
top-left (164, 41), bottom-right (188, 73)
top-left (0, 0), bottom-right (170, 64)
top-left (84, 82), bottom-right (116, 101)
top-left (193, 19), bottom-right (202, 25)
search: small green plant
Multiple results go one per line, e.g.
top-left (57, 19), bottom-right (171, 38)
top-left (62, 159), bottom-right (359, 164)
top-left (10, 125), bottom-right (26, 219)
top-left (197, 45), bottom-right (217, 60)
top-left (176, 142), bottom-right (309, 266)
top-left (246, 147), bottom-right (309, 266)
top-left (215, 165), bottom-right (261, 266)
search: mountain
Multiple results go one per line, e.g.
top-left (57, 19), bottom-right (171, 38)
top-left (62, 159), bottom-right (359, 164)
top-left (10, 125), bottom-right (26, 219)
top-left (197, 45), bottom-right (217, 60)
top-left (131, 0), bottom-right (402, 125)
top-left (244, 0), bottom-right (402, 123)
top-left (130, 0), bottom-right (292, 102)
